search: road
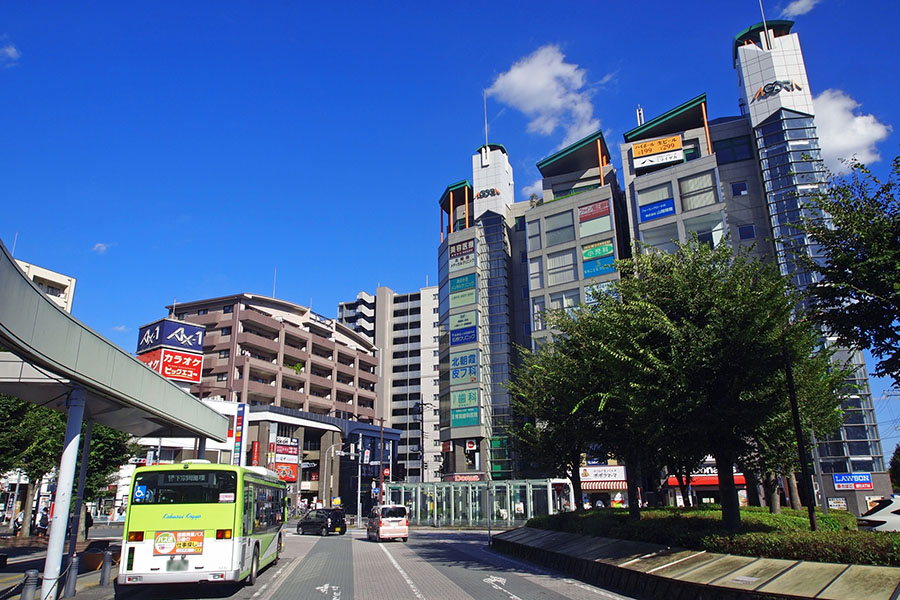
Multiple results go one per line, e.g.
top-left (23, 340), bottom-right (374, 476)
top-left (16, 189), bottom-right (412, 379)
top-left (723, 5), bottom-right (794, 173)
top-left (111, 528), bottom-right (634, 600)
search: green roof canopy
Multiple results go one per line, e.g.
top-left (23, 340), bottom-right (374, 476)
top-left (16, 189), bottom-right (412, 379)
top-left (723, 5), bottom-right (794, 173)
top-left (536, 130), bottom-right (611, 178)
top-left (623, 93), bottom-right (707, 143)
top-left (439, 179), bottom-right (472, 210)
top-left (733, 20), bottom-right (794, 62)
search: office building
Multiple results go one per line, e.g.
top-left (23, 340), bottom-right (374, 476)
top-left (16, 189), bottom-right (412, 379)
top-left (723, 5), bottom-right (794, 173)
top-left (338, 286), bottom-right (441, 482)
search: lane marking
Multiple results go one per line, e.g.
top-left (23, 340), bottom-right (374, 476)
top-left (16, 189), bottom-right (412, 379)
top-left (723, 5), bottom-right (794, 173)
top-left (483, 575), bottom-right (524, 600)
top-left (378, 543), bottom-right (425, 600)
top-left (315, 583), bottom-right (341, 599)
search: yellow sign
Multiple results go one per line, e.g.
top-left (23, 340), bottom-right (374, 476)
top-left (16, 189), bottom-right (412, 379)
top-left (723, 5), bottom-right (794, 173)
top-left (632, 135), bottom-right (682, 158)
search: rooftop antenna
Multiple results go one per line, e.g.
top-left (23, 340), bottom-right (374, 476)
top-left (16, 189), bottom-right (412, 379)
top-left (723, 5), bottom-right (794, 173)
top-left (481, 90), bottom-right (490, 166)
top-left (636, 105), bottom-right (645, 126)
top-left (758, 0), bottom-right (772, 50)
top-left (171, 298), bottom-right (176, 318)
top-left (272, 266), bottom-right (277, 298)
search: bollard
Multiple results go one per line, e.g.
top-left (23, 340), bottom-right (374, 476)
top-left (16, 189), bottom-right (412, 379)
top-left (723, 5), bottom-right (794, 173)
top-left (22, 569), bottom-right (39, 600)
top-left (100, 550), bottom-right (113, 586)
top-left (63, 554), bottom-right (79, 597)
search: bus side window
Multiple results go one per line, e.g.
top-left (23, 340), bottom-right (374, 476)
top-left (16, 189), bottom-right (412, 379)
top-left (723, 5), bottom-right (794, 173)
top-left (243, 487), bottom-right (253, 537)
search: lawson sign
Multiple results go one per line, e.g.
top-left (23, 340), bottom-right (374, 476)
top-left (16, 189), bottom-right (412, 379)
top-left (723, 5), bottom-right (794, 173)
top-left (832, 473), bottom-right (873, 491)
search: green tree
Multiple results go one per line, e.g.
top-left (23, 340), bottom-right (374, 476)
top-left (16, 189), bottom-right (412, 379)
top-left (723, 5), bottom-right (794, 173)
top-left (890, 444), bottom-right (900, 492)
top-left (507, 309), bottom-right (606, 510)
top-left (613, 237), bottom-right (799, 531)
top-left (800, 156), bottom-right (900, 387)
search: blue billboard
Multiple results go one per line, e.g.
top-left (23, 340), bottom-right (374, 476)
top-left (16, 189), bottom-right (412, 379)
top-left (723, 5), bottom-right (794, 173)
top-left (583, 255), bottom-right (615, 278)
top-left (639, 198), bottom-right (675, 222)
top-left (450, 273), bottom-right (476, 293)
top-left (137, 318), bottom-right (206, 354)
top-left (450, 326), bottom-right (477, 346)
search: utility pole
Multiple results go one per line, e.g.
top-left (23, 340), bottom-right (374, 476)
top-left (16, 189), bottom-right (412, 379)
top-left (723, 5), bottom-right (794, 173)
top-left (378, 418), bottom-right (385, 504)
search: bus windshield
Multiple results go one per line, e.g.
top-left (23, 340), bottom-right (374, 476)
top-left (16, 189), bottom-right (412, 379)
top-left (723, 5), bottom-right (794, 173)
top-left (132, 470), bottom-right (237, 505)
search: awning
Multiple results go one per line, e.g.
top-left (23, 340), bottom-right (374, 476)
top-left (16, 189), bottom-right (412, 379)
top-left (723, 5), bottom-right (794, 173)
top-left (582, 480), bottom-right (627, 490)
top-left (667, 475), bottom-right (747, 487)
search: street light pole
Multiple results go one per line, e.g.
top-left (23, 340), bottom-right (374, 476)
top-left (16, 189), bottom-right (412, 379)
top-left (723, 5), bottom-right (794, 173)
top-left (378, 418), bottom-right (385, 504)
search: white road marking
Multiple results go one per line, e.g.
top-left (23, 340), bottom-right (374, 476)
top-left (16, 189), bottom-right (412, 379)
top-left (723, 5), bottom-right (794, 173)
top-left (378, 543), bottom-right (425, 600)
top-left (251, 583), bottom-right (268, 598)
top-left (315, 583), bottom-right (341, 599)
top-left (483, 575), bottom-right (524, 600)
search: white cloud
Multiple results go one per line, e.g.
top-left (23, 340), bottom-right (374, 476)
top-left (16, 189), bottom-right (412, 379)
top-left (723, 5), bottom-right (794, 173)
top-left (487, 45), bottom-right (600, 149)
top-left (112, 325), bottom-right (128, 333)
top-left (780, 0), bottom-right (822, 17)
top-left (92, 242), bottom-right (111, 254)
top-left (521, 179), bottom-right (543, 200)
top-left (813, 89), bottom-right (892, 173)
top-left (1, 43), bottom-right (20, 67)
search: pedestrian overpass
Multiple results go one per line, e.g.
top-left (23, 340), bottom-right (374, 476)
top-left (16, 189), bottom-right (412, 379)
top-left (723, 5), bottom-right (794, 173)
top-left (0, 238), bottom-right (227, 598)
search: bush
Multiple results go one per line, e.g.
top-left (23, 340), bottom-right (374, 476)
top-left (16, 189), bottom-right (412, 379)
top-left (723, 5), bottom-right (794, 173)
top-left (526, 507), bottom-right (898, 566)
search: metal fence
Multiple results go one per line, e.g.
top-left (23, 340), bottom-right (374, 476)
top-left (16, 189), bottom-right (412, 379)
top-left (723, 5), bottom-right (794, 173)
top-left (386, 478), bottom-right (575, 528)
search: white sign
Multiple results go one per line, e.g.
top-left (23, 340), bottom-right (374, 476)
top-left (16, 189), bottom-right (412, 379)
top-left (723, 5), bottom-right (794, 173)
top-left (633, 149), bottom-right (684, 170)
top-left (275, 453), bottom-right (299, 464)
top-left (580, 465), bottom-right (626, 481)
top-left (466, 439), bottom-right (477, 451)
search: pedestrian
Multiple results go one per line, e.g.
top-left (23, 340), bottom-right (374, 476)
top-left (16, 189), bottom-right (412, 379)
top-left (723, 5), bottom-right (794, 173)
top-left (13, 510), bottom-right (24, 536)
top-left (37, 507), bottom-right (49, 537)
top-left (84, 509), bottom-right (93, 539)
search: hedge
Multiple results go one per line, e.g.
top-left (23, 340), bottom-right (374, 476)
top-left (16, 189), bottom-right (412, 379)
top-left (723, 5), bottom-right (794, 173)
top-left (525, 506), bottom-right (900, 566)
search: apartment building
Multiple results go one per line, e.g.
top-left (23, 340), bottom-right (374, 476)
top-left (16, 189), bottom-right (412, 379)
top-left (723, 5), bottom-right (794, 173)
top-left (169, 294), bottom-right (378, 422)
top-left (15, 260), bottom-right (76, 312)
top-left (338, 286), bottom-right (441, 482)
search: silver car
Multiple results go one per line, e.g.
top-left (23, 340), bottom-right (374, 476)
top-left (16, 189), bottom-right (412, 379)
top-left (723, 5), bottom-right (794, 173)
top-left (857, 497), bottom-right (900, 531)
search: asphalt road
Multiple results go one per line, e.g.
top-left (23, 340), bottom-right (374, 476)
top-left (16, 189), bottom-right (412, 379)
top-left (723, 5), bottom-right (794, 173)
top-left (1, 528), bottom-right (636, 600)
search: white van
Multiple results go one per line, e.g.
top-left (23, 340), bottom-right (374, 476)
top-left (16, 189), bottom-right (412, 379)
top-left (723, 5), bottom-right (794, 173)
top-left (366, 504), bottom-right (409, 542)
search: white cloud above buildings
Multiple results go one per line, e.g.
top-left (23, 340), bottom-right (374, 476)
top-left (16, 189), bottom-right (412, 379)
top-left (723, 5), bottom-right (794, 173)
top-left (112, 325), bottom-right (128, 333)
top-left (487, 45), bottom-right (601, 150)
top-left (780, 0), bottom-right (822, 17)
top-left (1, 42), bottom-right (20, 67)
top-left (92, 242), bottom-right (111, 254)
top-left (521, 179), bottom-right (543, 200)
top-left (813, 89), bottom-right (892, 173)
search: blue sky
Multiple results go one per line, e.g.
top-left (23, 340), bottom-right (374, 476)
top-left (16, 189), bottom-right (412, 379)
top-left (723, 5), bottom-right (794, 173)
top-left (2, 2), bottom-right (898, 441)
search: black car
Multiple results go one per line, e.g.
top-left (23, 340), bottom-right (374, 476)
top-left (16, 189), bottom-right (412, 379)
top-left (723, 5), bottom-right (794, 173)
top-left (297, 508), bottom-right (346, 536)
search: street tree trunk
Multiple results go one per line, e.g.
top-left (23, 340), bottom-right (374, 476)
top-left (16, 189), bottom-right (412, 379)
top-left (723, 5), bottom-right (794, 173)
top-left (764, 471), bottom-right (781, 514)
top-left (625, 452), bottom-right (641, 521)
top-left (569, 455), bottom-right (584, 512)
top-left (787, 472), bottom-right (801, 510)
top-left (744, 471), bottom-right (763, 507)
top-left (21, 483), bottom-right (36, 537)
top-left (714, 451), bottom-right (740, 531)
top-left (674, 471), bottom-right (692, 508)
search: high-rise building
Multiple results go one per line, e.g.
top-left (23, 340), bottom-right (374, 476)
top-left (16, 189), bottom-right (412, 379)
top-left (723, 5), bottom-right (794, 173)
top-left (338, 286), bottom-right (441, 482)
top-left (15, 260), bottom-right (76, 312)
top-left (732, 20), bottom-right (886, 509)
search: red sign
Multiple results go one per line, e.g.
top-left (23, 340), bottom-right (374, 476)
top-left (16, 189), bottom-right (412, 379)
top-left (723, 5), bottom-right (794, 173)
top-left (383, 468), bottom-right (390, 478)
top-left (274, 463), bottom-right (298, 482)
top-left (578, 200), bottom-right (610, 222)
top-left (465, 439), bottom-right (477, 451)
top-left (441, 441), bottom-right (451, 453)
top-left (275, 444), bottom-right (299, 455)
top-left (138, 348), bottom-right (203, 383)
top-left (444, 473), bottom-right (483, 482)
top-left (251, 442), bottom-right (259, 466)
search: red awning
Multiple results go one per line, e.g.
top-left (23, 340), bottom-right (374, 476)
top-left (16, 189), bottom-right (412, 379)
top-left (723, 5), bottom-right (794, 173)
top-left (667, 475), bottom-right (746, 487)
top-left (582, 480), bottom-right (628, 490)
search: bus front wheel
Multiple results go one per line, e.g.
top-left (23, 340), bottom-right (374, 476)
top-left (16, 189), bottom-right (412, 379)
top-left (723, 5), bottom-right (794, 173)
top-left (248, 546), bottom-right (259, 586)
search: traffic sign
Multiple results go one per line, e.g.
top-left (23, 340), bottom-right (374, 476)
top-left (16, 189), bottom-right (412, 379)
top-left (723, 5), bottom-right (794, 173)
top-left (383, 467), bottom-right (390, 478)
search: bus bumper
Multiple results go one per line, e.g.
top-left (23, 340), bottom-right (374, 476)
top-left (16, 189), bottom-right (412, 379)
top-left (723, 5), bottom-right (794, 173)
top-left (117, 569), bottom-right (241, 585)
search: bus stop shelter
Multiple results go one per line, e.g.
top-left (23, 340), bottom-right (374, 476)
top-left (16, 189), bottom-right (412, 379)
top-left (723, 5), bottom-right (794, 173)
top-left (0, 239), bottom-right (228, 599)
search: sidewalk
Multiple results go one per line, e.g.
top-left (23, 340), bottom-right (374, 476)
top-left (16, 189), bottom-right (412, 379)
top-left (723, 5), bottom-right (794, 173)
top-left (0, 536), bottom-right (119, 600)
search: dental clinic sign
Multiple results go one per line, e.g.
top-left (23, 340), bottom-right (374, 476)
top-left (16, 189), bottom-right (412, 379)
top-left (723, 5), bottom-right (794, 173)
top-left (832, 473), bottom-right (873, 491)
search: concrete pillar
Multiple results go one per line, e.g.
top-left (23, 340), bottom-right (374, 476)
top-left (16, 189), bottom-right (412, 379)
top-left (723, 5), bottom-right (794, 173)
top-left (40, 388), bottom-right (85, 600)
top-left (197, 437), bottom-right (206, 460)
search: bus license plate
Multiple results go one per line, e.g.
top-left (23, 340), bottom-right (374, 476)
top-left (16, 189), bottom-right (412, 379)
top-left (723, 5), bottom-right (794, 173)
top-left (166, 560), bottom-right (188, 572)
top-left (335, 527), bottom-right (341, 532)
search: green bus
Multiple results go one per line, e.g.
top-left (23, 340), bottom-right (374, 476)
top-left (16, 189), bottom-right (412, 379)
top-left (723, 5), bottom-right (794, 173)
top-left (118, 461), bottom-right (286, 586)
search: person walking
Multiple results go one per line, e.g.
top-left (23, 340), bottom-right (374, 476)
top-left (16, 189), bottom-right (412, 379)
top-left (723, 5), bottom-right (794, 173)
top-left (84, 509), bottom-right (93, 539)
top-left (37, 507), bottom-right (49, 537)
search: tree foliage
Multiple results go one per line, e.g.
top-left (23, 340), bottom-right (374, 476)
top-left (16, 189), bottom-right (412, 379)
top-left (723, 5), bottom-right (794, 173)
top-left (890, 444), bottom-right (900, 491)
top-left (800, 156), bottom-right (900, 387)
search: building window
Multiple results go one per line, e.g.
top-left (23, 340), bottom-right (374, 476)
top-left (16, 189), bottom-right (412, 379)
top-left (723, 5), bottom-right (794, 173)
top-left (684, 213), bottom-right (725, 249)
top-left (433, 307), bottom-right (439, 313)
top-left (529, 257), bottom-right (544, 291)
top-left (545, 210), bottom-right (575, 247)
top-left (546, 249), bottom-right (577, 286)
top-left (678, 171), bottom-right (718, 212)
top-left (176, 313), bottom-right (187, 320)
top-left (219, 349), bottom-right (230, 358)
top-left (532, 297), bottom-right (546, 331)
top-left (731, 181), bottom-right (749, 197)
top-left (527, 220), bottom-right (541, 251)
top-left (738, 225), bottom-right (756, 240)
top-left (515, 216), bottom-right (525, 231)
top-left (221, 326), bottom-right (232, 335)
top-left (549, 289), bottom-right (580, 315)
top-left (636, 182), bottom-right (675, 222)
top-left (683, 139), bottom-right (701, 161)
top-left (713, 135), bottom-right (753, 164)
top-left (197, 308), bottom-right (208, 315)
top-left (641, 223), bottom-right (679, 254)
top-left (433, 424), bottom-right (440, 431)
top-left (216, 373), bottom-right (228, 381)
top-left (223, 305), bottom-right (233, 314)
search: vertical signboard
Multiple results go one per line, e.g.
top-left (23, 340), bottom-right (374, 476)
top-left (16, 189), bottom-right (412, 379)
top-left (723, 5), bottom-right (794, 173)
top-left (232, 404), bottom-right (246, 466)
top-left (449, 309), bottom-right (477, 346)
top-left (274, 436), bottom-right (300, 482)
top-left (450, 350), bottom-right (478, 385)
top-left (582, 241), bottom-right (615, 278)
top-left (578, 200), bottom-right (612, 237)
